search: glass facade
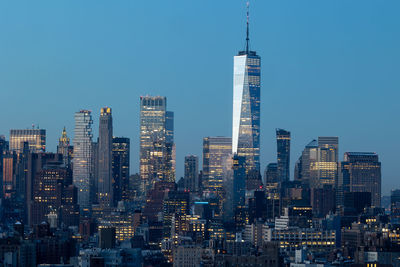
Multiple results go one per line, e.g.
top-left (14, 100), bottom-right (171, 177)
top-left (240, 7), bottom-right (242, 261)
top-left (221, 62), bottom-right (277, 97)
top-left (310, 137), bottom-right (339, 188)
top-left (297, 137), bottom-right (338, 189)
top-left (202, 137), bottom-right (232, 196)
top-left (98, 107), bottom-right (113, 206)
top-left (112, 137), bottom-right (130, 204)
top-left (276, 129), bottom-right (290, 183)
top-left (232, 51), bottom-right (261, 172)
top-left (73, 110), bottom-right (93, 211)
top-left (9, 129), bottom-right (46, 153)
top-left (140, 96), bottom-right (175, 195)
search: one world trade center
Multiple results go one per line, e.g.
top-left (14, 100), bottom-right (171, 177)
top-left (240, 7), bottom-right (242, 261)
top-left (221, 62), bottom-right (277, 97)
top-left (232, 2), bottom-right (261, 172)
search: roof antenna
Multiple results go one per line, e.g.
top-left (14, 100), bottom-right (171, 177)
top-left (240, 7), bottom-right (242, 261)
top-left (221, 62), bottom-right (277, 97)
top-left (246, 1), bottom-right (250, 54)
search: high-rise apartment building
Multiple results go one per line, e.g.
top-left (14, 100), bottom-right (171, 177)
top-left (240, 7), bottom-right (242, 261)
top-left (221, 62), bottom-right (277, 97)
top-left (9, 129), bottom-right (46, 153)
top-left (112, 137), bottom-right (130, 204)
top-left (232, 5), bottom-right (261, 172)
top-left (340, 152), bottom-right (381, 207)
top-left (140, 96), bottom-right (175, 195)
top-left (202, 137), bottom-right (232, 196)
top-left (57, 127), bottom-right (73, 169)
top-left (276, 129), bottom-right (290, 183)
top-left (97, 107), bottom-right (113, 206)
top-left (184, 155), bottom-right (199, 192)
top-left (165, 111), bottom-right (176, 182)
top-left (73, 110), bottom-right (93, 211)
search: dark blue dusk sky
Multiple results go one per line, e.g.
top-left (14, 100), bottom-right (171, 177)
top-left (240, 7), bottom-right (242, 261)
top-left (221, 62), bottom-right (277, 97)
top-left (0, 1), bottom-right (399, 195)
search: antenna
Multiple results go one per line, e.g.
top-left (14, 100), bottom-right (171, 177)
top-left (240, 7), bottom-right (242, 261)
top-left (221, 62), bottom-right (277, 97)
top-left (246, 1), bottom-right (250, 53)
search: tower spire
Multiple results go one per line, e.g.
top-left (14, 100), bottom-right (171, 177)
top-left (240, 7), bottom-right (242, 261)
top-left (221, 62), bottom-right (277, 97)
top-left (246, 1), bottom-right (250, 53)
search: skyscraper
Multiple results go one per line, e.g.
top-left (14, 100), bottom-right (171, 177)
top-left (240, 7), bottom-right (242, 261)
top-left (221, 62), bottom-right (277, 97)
top-left (311, 137), bottom-right (339, 188)
top-left (10, 129), bottom-right (46, 153)
top-left (112, 137), bottom-right (130, 204)
top-left (295, 139), bottom-right (318, 186)
top-left (184, 155), bottom-right (199, 192)
top-left (202, 137), bottom-right (232, 196)
top-left (73, 110), bottom-right (93, 211)
top-left (140, 96), bottom-right (174, 195)
top-left (232, 3), bottom-right (261, 172)
top-left (264, 163), bottom-right (278, 184)
top-left (276, 129), bottom-right (290, 183)
top-left (165, 111), bottom-right (176, 182)
top-left (296, 137), bottom-right (338, 189)
top-left (57, 127), bottom-right (73, 169)
top-left (340, 152), bottom-right (381, 207)
top-left (97, 107), bottom-right (113, 206)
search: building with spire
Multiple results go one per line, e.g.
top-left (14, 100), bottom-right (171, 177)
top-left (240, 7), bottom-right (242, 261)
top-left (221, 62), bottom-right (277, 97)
top-left (57, 127), bottom-right (73, 169)
top-left (232, 1), bottom-right (261, 172)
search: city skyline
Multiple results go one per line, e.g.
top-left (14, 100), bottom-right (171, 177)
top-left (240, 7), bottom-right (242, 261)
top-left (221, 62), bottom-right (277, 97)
top-left (1, 1), bottom-right (399, 195)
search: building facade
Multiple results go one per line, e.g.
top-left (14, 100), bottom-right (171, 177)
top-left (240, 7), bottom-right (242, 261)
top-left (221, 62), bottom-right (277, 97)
top-left (341, 152), bottom-right (381, 207)
top-left (97, 107), bottom-right (113, 206)
top-left (112, 137), bottom-right (130, 204)
top-left (232, 13), bottom-right (261, 172)
top-left (73, 110), bottom-right (93, 211)
top-left (140, 96), bottom-right (175, 196)
top-left (202, 137), bottom-right (232, 196)
top-left (276, 129), bottom-right (290, 183)
top-left (9, 129), bottom-right (46, 153)
top-left (184, 155), bottom-right (199, 192)
top-left (57, 127), bottom-right (73, 169)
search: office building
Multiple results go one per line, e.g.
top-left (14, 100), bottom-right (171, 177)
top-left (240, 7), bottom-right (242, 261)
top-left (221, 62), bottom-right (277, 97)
top-left (296, 137), bottom-right (338, 189)
top-left (31, 163), bottom-right (74, 226)
top-left (73, 110), bottom-right (93, 210)
top-left (232, 7), bottom-right (261, 172)
top-left (276, 129), bottom-right (290, 183)
top-left (202, 136), bottom-right (232, 195)
top-left (391, 189), bottom-right (400, 222)
top-left (57, 127), bottom-right (73, 169)
top-left (311, 136), bottom-right (339, 188)
top-left (112, 137), bottom-right (130, 204)
top-left (139, 96), bottom-right (175, 195)
top-left (26, 153), bottom-right (65, 225)
top-left (9, 129), bottom-right (46, 153)
top-left (233, 154), bottom-right (246, 210)
top-left (341, 152), bottom-right (381, 207)
top-left (295, 140), bottom-right (318, 186)
top-left (183, 155), bottom-right (199, 192)
top-left (264, 163), bottom-right (278, 184)
top-left (97, 107), bottom-right (113, 206)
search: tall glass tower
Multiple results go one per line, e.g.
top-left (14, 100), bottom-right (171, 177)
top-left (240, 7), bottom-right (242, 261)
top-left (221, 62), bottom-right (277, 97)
top-left (276, 129), bottom-right (291, 183)
top-left (73, 110), bottom-right (93, 211)
top-left (232, 3), bottom-right (261, 172)
top-left (139, 96), bottom-right (175, 196)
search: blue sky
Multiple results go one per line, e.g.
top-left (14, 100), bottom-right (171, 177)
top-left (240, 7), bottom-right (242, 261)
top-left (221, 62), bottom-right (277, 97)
top-left (0, 1), bottom-right (399, 195)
